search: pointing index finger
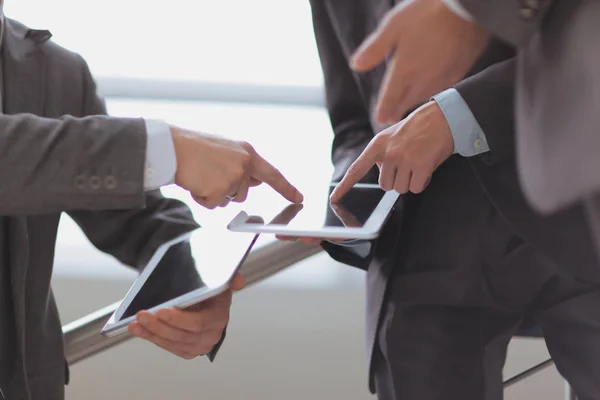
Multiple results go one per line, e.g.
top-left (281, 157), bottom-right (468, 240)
top-left (330, 142), bottom-right (382, 202)
top-left (251, 152), bottom-right (304, 203)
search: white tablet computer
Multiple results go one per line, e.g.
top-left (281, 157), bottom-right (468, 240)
top-left (228, 183), bottom-right (400, 240)
top-left (101, 226), bottom-right (260, 337)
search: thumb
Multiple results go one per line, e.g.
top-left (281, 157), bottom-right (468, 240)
top-left (230, 273), bottom-right (246, 291)
top-left (350, 18), bottom-right (397, 72)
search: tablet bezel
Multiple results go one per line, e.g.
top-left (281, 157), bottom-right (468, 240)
top-left (101, 229), bottom-right (259, 337)
top-left (227, 184), bottom-right (400, 240)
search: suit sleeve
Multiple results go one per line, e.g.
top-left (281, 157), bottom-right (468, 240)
top-left (310, 0), bottom-right (378, 183)
top-left (66, 57), bottom-right (225, 361)
top-left (454, 58), bottom-right (516, 165)
top-left (0, 58), bottom-right (147, 215)
top-left (459, 0), bottom-right (557, 47)
top-left (68, 56), bottom-right (198, 269)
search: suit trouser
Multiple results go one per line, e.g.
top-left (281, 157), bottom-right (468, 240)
top-left (372, 289), bottom-right (600, 400)
top-left (369, 159), bottom-right (600, 400)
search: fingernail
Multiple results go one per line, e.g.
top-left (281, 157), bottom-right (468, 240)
top-left (424, 177), bottom-right (432, 188)
top-left (350, 54), bottom-right (360, 69)
top-left (350, 45), bottom-right (366, 69)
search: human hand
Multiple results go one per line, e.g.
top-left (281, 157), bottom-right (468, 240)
top-left (351, 0), bottom-right (489, 124)
top-left (331, 101), bottom-right (453, 201)
top-left (171, 126), bottom-right (303, 209)
top-left (128, 273), bottom-right (245, 359)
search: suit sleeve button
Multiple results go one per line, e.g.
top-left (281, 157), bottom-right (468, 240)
top-left (74, 174), bottom-right (86, 190)
top-left (104, 176), bottom-right (118, 190)
top-left (89, 175), bottom-right (101, 190)
top-left (520, 7), bottom-right (535, 19)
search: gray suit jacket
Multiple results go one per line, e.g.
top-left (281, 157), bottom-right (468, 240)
top-left (458, 0), bottom-right (600, 246)
top-left (312, 0), bottom-right (600, 392)
top-left (0, 18), bottom-right (216, 400)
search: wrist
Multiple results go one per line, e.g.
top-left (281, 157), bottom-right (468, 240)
top-left (169, 125), bottom-right (188, 185)
top-left (425, 101), bottom-right (455, 158)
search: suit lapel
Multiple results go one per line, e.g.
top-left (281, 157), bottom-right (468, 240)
top-left (2, 18), bottom-right (47, 381)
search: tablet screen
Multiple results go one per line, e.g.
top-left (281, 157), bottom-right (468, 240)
top-left (118, 227), bottom-right (258, 320)
top-left (238, 183), bottom-right (386, 230)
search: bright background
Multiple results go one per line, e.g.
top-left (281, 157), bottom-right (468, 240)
top-left (4, 1), bottom-right (565, 399)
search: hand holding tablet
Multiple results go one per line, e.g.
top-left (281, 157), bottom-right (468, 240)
top-left (104, 181), bottom-right (399, 355)
top-left (128, 273), bottom-right (245, 359)
top-left (102, 225), bottom-right (260, 337)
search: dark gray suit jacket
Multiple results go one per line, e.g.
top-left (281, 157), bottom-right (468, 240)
top-left (0, 18), bottom-right (219, 400)
top-left (458, 0), bottom-right (600, 250)
top-left (311, 0), bottom-right (599, 392)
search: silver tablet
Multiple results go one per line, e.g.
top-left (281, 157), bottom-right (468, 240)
top-left (228, 183), bottom-right (400, 240)
top-left (101, 226), bottom-right (259, 337)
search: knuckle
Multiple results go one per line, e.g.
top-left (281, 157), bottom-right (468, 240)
top-left (231, 166), bottom-right (249, 184)
top-left (238, 151), bottom-right (252, 168)
top-left (238, 140), bottom-right (254, 153)
top-left (416, 161), bottom-right (435, 175)
top-left (383, 149), bottom-right (399, 164)
top-left (372, 134), bottom-right (387, 148)
top-left (271, 167), bottom-right (282, 178)
top-left (346, 163), bottom-right (361, 177)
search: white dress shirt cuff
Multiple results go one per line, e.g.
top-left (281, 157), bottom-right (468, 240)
top-left (143, 119), bottom-right (177, 191)
top-left (432, 88), bottom-right (490, 157)
top-left (442, 0), bottom-right (474, 21)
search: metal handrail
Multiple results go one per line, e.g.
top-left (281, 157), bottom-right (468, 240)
top-left (63, 240), bottom-right (579, 400)
top-left (96, 77), bottom-right (325, 107)
top-left (502, 356), bottom-right (577, 400)
top-left (503, 357), bottom-right (554, 387)
top-left (63, 240), bottom-right (322, 365)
